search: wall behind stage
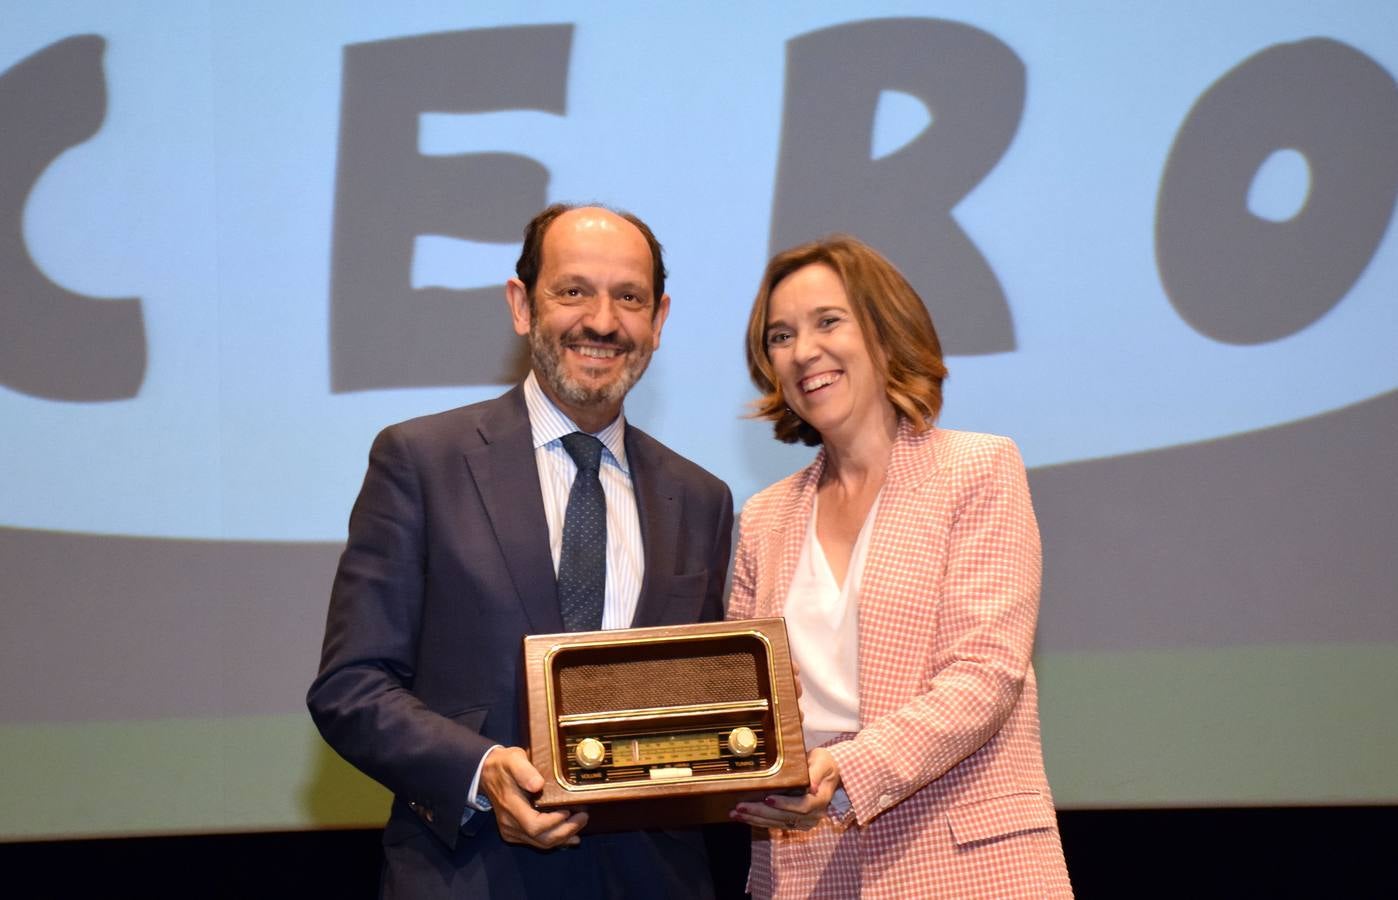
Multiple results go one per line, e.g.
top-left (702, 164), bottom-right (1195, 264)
top-left (2, 2), bottom-right (1395, 840)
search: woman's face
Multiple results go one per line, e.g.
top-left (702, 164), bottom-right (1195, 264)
top-left (763, 263), bottom-right (891, 446)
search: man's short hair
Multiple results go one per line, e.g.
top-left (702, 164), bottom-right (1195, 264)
top-left (745, 235), bottom-right (949, 446)
top-left (514, 203), bottom-right (668, 310)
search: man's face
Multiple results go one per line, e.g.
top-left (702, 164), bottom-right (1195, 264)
top-left (506, 208), bottom-right (669, 431)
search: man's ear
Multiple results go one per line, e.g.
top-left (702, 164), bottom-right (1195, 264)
top-left (650, 293), bottom-right (671, 349)
top-left (505, 279), bottom-right (532, 337)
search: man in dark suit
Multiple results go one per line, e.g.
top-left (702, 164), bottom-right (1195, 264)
top-left (308, 204), bottom-right (735, 898)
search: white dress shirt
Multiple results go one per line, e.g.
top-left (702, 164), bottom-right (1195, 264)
top-left (522, 370), bottom-right (644, 630)
top-left (466, 372), bottom-right (646, 818)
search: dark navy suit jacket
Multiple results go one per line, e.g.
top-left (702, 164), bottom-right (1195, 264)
top-left (308, 385), bottom-right (734, 898)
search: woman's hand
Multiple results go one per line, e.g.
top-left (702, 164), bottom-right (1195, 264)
top-left (731, 747), bottom-right (840, 831)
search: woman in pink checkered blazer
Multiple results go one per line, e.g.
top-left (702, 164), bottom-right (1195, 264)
top-left (727, 236), bottom-right (1072, 898)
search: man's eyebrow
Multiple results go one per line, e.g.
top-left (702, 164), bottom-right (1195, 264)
top-left (543, 273), bottom-right (594, 288)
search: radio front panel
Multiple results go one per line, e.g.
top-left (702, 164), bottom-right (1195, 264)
top-left (521, 618), bottom-right (809, 831)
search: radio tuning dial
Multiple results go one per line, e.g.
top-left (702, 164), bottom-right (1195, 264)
top-left (727, 726), bottom-right (758, 758)
top-left (575, 737), bottom-right (607, 769)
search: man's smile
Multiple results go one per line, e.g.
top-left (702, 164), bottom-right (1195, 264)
top-left (570, 345), bottom-right (625, 360)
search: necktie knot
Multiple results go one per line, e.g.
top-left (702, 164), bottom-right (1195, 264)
top-left (561, 432), bottom-right (604, 474)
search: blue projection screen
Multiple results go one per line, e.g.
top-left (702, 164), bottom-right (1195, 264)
top-left (2, 2), bottom-right (1396, 839)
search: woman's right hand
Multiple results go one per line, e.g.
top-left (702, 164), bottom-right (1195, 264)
top-left (730, 746), bottom-right (839, 832)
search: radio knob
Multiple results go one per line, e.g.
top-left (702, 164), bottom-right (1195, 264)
top-left (727, 726), bottom-right (758, 758)
top-left (575, 737), bottom-right (607, 769)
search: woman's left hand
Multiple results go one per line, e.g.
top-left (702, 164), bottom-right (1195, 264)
top-left (731, 747), bottom-right (841, 831)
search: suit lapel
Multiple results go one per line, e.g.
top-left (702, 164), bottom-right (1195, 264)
top-left (465, 386), bottom-right (564, 635)
top-left (627, 427), bottom-right (683, 628)
top-left (855, 421), bottom-right (941, 722)
top-left (769, 451), bottom-right (824, 618)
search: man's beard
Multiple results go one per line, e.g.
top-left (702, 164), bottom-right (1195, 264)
top-left (529, 323), bottom-right (654, 411)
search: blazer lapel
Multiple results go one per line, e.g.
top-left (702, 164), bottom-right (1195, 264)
top-left (465, 386), bottom-right (564, 635)
top-left (627, 427), bottom-right (683, 628)
top-left (767, 451), bottom-right (824, 619)
top-left (855, 420), bottom-right (941, 722)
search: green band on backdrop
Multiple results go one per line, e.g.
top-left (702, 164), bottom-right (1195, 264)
top-left (3, 642), bottom-right (1393, 840)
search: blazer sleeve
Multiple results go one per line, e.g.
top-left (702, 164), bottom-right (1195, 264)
top-left (828, 438), bottom-right (1043, 826)
top-left (306, 425), bottom-right (493, 848)
top-left (724, 504), bottom-right (758, 621)
top-left (705, 483), bottom-right (736, 623)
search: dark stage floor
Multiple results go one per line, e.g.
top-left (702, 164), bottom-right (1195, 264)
top-left (2, 806), bottom-right (1392, 899)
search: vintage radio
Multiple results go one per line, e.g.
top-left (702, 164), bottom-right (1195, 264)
top-left (521, 617), bottom-right (808, 832)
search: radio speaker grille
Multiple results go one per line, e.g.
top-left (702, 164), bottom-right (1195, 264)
top-left (556, 650), bottom-right (760, 714)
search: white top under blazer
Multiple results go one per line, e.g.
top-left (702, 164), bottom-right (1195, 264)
top-left (784, 493), bottom-right (881, 750)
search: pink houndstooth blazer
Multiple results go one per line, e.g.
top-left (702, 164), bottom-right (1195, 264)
top-left (728, 421), bottom-right (1072, 899)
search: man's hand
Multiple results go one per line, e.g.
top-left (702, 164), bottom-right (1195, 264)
top-left (480, 746), bottom-right (588, 849)
top-left (730, 747), bottom-right (840, 832)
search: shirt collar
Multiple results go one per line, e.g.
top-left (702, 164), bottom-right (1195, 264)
top-left (523, 371), bottom-right (630, 473)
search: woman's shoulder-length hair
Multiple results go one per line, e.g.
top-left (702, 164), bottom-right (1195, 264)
top-left (745, 235), bottom-right (948, 446)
